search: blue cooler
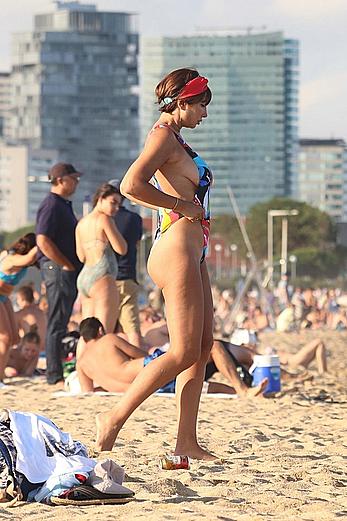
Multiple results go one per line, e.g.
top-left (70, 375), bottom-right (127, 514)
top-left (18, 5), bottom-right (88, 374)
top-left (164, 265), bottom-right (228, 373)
top-left (249, 355), bottom-right (281, 394)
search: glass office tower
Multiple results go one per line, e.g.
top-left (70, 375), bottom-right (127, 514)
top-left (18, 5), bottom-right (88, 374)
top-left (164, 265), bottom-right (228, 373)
top-left (298, 139), bottom-right (347, 221)
top-left (6, 2), bottom-right (138, 213)
top-left (142, 32), bottom-right (299, 215)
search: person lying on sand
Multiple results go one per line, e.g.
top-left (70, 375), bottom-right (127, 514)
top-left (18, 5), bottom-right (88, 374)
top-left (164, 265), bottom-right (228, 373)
top-left (276, 338), bottom-right (327, 375)
top-left (15, 285), bottom-right (47, 350)
top-left (224, 335), bottom-right (328, 375)
top-left (139, 306), bottom-right (169, 349)
top-left (138, 312), bottom-right (267, 397)
top-left (76, 317), bottom-right (268, 397)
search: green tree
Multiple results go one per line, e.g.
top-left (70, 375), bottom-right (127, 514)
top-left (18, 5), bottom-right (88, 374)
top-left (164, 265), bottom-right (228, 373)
top-left (211, 198), bottom-right (346, 280)
top-left (292, 246), bottom-right (346, 279)
top-left (212, 214), bottom-right (247, 256)
top-left (246, 197), bottom-right (336, 259)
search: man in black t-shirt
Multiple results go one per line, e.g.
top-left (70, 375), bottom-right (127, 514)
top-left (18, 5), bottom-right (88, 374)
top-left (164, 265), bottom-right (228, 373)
top-left (36, 163), bottom-right (83, 384)
top-left (109, 179), bottom-right (143, 347)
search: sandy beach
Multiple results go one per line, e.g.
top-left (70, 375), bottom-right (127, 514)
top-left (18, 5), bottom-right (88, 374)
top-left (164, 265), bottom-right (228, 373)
top-left (0, 330), bottom-right (346, 520)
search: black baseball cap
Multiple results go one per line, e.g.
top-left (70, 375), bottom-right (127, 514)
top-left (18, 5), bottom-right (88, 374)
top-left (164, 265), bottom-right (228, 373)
top-left (48, 162), bottom-right (84, 181)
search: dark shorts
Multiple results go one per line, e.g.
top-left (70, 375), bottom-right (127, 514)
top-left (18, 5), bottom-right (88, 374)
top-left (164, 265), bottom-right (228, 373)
top-left (205, 361), bottom-right (218, 381)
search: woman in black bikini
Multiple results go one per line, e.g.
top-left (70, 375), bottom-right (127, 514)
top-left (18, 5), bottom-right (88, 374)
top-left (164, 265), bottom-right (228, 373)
top-left (96, 68), bottom-right (215, 460)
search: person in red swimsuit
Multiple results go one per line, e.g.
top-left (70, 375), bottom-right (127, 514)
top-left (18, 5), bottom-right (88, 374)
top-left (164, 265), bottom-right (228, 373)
top-left (95, 68), bottom-right (215, 460)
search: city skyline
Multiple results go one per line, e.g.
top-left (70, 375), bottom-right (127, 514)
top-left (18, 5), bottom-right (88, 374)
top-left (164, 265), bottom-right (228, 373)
top-left (1, 0), bottom-right (347, 142)
top-left (2, 4), bottom-right (139, 222)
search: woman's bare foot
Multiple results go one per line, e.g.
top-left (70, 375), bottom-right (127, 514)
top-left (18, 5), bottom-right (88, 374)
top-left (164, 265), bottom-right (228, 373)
top-left (244, 377), bottom-right (268, 398)
top-left (174, 442), bottom-right (216, 461)
top-left (95, 412), bottom-right (120, 451)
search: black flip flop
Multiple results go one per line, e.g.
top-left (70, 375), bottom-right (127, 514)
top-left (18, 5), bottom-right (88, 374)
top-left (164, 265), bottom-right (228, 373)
top-left (50, 484), bottom-right (135, 505)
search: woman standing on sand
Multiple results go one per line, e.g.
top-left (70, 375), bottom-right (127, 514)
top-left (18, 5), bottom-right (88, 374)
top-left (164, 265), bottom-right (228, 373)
top-left (96, 68), bottom-right (215, 460)
top-left (75, 183), bottom-right (127, 333)
top-left (0, 233), bottom-right (38, 384)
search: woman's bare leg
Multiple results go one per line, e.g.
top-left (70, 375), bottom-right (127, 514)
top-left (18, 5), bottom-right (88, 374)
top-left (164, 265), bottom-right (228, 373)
top-left (95, 249), bottom-right (205, 451)
top-left (316, 341), bottom-right (327, 374)
top-left (89, 276), bottom-right (119, 333)
top-left (287, 338), bottom-right (327, 373)
top-left (206, 381), bottom-right (236, 394)
top-left (224, 343), bottom-right (255, 368)
top-left (0, 336), bottom-right (10, 381)
top-left (210, 341), bottom-right (267, 398)
top-left (173, 261), bottom-right (215, 459)
top-left (0, 301), bottom-right (18, 381)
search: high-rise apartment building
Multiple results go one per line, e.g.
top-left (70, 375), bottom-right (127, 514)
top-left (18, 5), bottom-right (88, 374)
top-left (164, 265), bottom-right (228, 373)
top-left (284, 40), bottom-right (300, 198)
top-left (5, 1), bottom-right (138, 213)
top-left (0, 144), bottom-right (58, 231)
top-left (0, 144), bottom-right (27, 230)
top-left (0, 73), bottom-right (10, 138)
top-left (142, 31), bottom-right (299, 215)
top-left (298, 138), bottom-right (347, 221)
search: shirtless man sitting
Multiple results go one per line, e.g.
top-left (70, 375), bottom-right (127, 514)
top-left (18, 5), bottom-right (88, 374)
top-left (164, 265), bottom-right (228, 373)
top-left (15, 285), bottom-right (47, 350)
top-left (77, 318), bottom-right (150, 393)
top-left (76, 317), bottom-right (268, 396)
top-left (5, 331), bottom-right (41, 377)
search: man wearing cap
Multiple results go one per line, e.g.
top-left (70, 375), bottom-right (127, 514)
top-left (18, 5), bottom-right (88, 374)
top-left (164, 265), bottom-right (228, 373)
top-left (36, 162), bottom-right (83, 384)
top-left (109, 179), bottom-right (143, 347)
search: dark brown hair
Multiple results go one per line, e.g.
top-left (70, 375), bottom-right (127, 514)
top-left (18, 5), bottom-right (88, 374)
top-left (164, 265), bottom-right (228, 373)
top-left (156, 68), bottom-right (212, 113)
top-left (92, 183), bottom-right (120, 208)
top-left (8, 233), bottom-right (36, 255)
top-left (17, 285), bottom-right (35, 304)
top-left (80, 317), bottom-right (105, 341)
top-left (22, 331), bottom-right (40, 345)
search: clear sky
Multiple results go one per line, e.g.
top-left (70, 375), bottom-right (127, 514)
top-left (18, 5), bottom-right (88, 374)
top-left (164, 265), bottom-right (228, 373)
top-left (1, 0), bottom-right (346, 140)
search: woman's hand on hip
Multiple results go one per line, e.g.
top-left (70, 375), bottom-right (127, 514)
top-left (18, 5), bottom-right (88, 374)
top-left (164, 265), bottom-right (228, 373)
top-left (177, 199), bottom-right (204, 222)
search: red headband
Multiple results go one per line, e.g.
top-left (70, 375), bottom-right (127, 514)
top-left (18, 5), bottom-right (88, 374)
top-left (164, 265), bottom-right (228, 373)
top-left (178, 76), bottom-right (209, 100)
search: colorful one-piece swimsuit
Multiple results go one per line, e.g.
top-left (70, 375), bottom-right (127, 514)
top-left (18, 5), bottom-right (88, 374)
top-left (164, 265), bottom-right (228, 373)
top-left (151, 124), bottom-right (213, 262)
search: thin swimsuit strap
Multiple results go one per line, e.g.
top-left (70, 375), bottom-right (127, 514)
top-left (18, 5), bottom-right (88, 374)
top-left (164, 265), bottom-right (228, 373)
top-left (151, 123), bottom-right (191, 149)
top-left (83, 214), bottom-right (108, 250)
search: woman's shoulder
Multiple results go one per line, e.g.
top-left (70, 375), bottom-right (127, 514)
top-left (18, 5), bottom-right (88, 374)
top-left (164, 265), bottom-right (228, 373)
top-left (146, 123), bottom-right (178, 144)
top-left (0, 250), bottom-right (17, 270)
top-left (98, 212), bottom-right (113, 225)
top-left (78, 213), bottom-right (99, 227)
top-left (150, 121), bottom-right (171, 133)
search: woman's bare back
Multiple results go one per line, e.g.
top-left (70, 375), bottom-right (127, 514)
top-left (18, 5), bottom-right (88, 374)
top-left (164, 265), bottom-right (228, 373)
top-left (77, 214), bottom-right (109, 266)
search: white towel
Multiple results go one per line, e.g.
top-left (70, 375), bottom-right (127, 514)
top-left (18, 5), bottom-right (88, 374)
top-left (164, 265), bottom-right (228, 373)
top-left (9, 410), bottom-right (96, 483)
top-left (88, 459), bottom-right (133, 495)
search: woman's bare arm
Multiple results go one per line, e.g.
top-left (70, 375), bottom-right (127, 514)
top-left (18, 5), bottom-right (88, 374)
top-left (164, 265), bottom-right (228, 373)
top-left (121, 129), bottom-right (204, 221)
top-left (4, 247), bottom-right (38, 270)
top-left (75, 225), bottom-right (85, 263)
top-left (103, 216), bottom-right (128, 255)
top-left (112, 334), bottom-right (148, 359)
